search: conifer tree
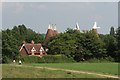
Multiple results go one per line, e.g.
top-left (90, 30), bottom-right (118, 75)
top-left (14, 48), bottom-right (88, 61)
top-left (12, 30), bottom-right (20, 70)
top-left (110, 26), bottom-right (115, 36)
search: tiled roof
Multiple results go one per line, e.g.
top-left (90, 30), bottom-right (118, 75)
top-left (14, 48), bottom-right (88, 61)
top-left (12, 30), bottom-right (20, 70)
top-left (43, 29), bottom-right (58, 45)
top-left (22, 43), bottom-right (46, 54)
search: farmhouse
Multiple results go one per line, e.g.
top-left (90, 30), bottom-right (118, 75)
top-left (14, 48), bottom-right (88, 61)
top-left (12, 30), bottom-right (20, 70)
top-left (19, 40), bottom-right (47, 56)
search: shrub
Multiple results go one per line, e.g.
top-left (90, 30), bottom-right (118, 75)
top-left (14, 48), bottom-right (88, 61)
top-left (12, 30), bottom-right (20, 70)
top-left (2, 56), bottom-right (12, 63)
top-left (21, 56), bottom-right (40, 63)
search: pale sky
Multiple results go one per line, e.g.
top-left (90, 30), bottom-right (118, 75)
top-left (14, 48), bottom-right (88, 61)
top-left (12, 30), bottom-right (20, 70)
top-left (2, 2), bottom-right (118, 34)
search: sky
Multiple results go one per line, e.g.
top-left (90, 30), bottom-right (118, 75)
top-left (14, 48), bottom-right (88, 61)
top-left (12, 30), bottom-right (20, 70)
top-left (2, 1), bottom-right (118, 34)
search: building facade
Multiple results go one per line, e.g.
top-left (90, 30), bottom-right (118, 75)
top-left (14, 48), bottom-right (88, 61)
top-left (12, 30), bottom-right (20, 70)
top-left (19, 40), bottom-right (47, 56)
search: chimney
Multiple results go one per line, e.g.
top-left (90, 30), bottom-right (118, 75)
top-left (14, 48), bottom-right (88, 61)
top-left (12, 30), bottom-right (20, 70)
top-left (21, 40), bottom-right (26, 46)
top-left (31, 40), bottom-right (34, 44)
top-left (22, 40), bottom-right (26, 44)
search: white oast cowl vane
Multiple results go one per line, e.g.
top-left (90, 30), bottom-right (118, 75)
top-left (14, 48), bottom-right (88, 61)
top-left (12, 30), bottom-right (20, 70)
top-left (53, 24), bottom-right (57, 31)
top-left (76, 22), bottom-right (80, 30)
top-left (74, 22), bottom-right (80, 31)
top-left (92, 22), bottom-right (100, 29)
top-left (48, 24), bottom-right (51, 29)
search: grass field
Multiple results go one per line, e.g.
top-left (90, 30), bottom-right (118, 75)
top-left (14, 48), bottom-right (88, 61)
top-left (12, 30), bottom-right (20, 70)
top-left (2, 63), bottom-right (119, 78)
top-left (32, 63), bottom-right (119, 75)
top-left (2, 64), bottom-right (103, 78)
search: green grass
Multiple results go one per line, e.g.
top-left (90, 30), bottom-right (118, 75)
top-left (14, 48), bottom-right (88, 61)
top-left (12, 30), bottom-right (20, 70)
top-left (2, 64), bottom-right (103, 78)
top-left (32, 63), bottom-right (119, 75)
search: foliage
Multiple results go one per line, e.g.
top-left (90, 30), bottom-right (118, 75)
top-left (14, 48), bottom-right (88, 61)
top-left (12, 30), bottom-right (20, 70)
top-left (2, 25), bottom-right (120, 63)
top-left (11, 25), bottom-right (44, 44)
top-left (99, 27), bottom-right (120, 62)
top-left (115, 27), bottom-right (120, 62)
top-left (2, 24), bottom-right (44, 63)
top-left (46, 28), bottom-right (106, 62)
top-left (100, 35), bottom-right (117, 56)
top-left (116, 27), bottom-right (120, 49)
top-left (110, 26), bottom-right (115, 36)
top-left (2, 30), bottom-right (19, 63)
top-left (20, 55), bottom-right (75, 63)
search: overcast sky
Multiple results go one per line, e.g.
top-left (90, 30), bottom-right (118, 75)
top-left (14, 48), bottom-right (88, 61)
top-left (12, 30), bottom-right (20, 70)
top-left (2, 2), bottom-right (118, 34)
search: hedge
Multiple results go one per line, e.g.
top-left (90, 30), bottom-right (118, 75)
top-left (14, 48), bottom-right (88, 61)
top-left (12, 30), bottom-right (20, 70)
top-left (20, 55), bottom-right (75, 63)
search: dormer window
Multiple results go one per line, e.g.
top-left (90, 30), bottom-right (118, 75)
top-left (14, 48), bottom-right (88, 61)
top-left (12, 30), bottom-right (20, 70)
top-left (40, 47), bottom-right (44, 55)
top-left (31, 47), bottom-right (36, 55)
top-left (40, 47), bottom-right (44, 51)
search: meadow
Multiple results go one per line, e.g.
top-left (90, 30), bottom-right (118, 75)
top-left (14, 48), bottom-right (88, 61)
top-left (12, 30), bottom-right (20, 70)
top-left (2, 64), bottom-right (102, 78)
top-left (32, 63), bottom-right (119, 75)
top-left (2, 63), bottom-right (119, 78)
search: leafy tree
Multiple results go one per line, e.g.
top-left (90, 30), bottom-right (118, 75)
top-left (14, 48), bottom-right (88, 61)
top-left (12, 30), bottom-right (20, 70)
top-left (2, 31), bottom-right (18, 63)
top-left (116, 27), bottom-right (120, 49)
top-left (75, 30), bottom-right (106, 60)
top-left (106, 36), bottom-right (117, 58)
top-left (115, 27), bottom-right (120, 62)
top-left (99, 27), bottom-right (119, 62)
top-left (2, 24), bottom-right (44, 63)
top-left (47, 28), bottom-right (106, 62)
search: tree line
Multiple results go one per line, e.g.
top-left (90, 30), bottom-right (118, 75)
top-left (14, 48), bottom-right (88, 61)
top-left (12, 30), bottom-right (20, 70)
top-left (46, 27), bottom-right (120, 62)
top-left (1, 25), bottom-right (120, 63)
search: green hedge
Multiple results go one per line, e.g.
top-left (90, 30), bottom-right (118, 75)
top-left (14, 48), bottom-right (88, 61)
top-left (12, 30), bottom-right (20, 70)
top-left (20, 55), bottom-right (75, 63)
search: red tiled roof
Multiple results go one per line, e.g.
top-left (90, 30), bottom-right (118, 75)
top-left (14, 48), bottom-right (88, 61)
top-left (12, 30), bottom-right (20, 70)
top-left (20, 43), bottom-right (46, 55)
top-left (43, 29), bottom-right (58, 45)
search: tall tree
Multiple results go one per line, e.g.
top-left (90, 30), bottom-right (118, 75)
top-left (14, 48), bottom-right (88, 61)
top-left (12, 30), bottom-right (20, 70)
top-left (116, 27), bottom-right (120, 49)
top-left (110, 26), bottom-right (115, 36)
top-left (2, 31), bottom-right (19, 63)
top-left (107, 35), bottom-right (117, 58)
top-left (115, 27), bottom-right (120, 62)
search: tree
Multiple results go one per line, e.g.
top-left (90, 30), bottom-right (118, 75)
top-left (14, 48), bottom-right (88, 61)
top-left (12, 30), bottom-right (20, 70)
top-left (115, 27), bottom-right (120, 62)
top-left (76, 30), bottom-right (106, 60)
top-left (116, 27), bottom-right (120, 49)
top-left (107, 36), bottom-right (117, 58)
top-left (2, 24), bottom-right (44, 63)
top-left (110, 27), bottom-right (115, 36)
top-left (47, 28), bottom-right (106, 62)
top-left (2, 31), bottom-right (19, 63)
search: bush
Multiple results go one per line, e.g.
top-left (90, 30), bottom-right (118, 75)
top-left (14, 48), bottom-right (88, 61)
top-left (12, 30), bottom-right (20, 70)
top-left (21, 56), bottom-right (40, 63)
top-left (2, 56), bottom-right (12, 63)
top-left (20, 55), bottom-right (75, 63)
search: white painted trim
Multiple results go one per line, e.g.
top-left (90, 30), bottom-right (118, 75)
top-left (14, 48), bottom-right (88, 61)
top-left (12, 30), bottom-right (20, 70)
top-left (40, 47), bottom-right (44, 51)
top-left (31, 47), bottom-right (36, 52)
top-left (19, 44), bottom-right (25, 52)
top-left (92, 22), bottom-right (100, 29)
